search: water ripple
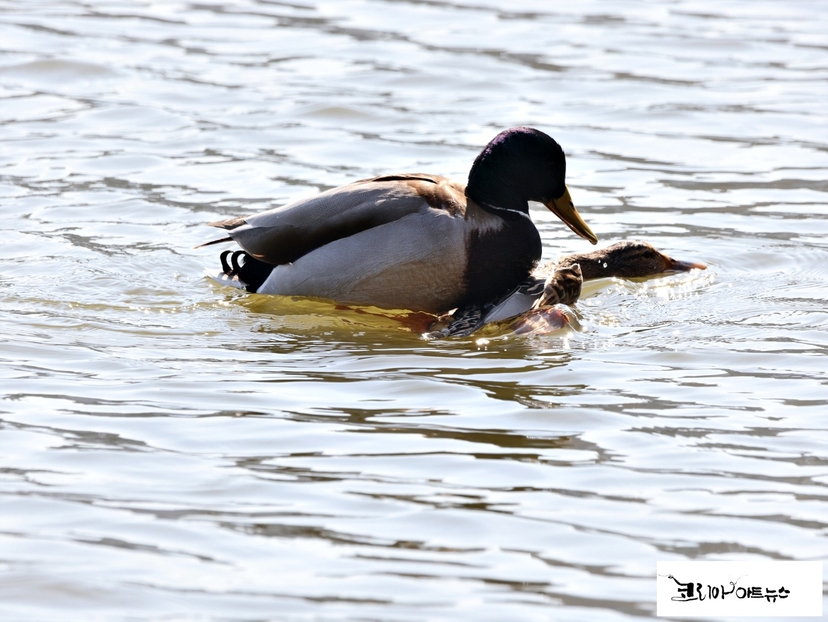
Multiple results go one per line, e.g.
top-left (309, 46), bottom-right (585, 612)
top-left (2, 0), bottom-right (827, 619)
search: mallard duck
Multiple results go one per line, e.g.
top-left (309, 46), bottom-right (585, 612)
top-left (200, 127), bottom-right (597, 314)
top-left (429, 241), bottom-right (706, 337)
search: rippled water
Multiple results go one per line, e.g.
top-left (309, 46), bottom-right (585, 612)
top-left (2, 1), bottom-right (827, 619)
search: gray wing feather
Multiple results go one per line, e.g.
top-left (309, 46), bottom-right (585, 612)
top-left (210, 175), bottom-right (459, 266)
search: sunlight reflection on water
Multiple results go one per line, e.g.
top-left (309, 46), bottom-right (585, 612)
top-left (1, 0), bottom-right (827, 619)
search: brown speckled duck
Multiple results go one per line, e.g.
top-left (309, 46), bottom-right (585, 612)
top-left (429, 241), bottom-right (707, 337)
top-left (201, 128), bottom-right (597, 313)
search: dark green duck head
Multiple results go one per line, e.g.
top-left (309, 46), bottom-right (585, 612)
top-left (466, 127), bottom-right (598, 245)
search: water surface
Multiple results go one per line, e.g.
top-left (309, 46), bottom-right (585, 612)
top-left (1, 1), bottom-right (827, 619)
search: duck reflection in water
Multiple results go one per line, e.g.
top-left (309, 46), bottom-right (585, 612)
top-left (427, 241), bottom-right (706, 338)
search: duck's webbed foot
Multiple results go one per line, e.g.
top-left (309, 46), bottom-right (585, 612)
top-left (510, 306), bottom-right (571, 335)
top-left (532, 263), bottom-right (582, 309)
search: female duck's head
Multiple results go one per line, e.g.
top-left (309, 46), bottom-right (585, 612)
top-left (559, 240), bottom-right (707, 280)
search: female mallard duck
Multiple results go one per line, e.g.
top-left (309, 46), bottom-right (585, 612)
top-left (430, 241), bottom-right (706, 337)
top-left (201, 127), bottom-right (597, 314)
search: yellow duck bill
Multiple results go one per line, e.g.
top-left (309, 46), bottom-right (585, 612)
top-left (544, 186), bottom-right (598, 245)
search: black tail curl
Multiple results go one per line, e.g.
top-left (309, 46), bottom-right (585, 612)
top-left (218, 250), bottom-right (275, 293)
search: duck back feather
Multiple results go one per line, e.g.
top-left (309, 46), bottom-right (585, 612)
top-left (209, 175), bottom-right (462, 266)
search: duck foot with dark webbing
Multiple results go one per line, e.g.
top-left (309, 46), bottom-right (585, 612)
top-left (427, 241), bottom-right (706, 338)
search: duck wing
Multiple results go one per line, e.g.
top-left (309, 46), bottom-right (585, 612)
top-left (429, 263), bottom-right (583, 337)
top-left (426, 276), bottom-right (545, 338)
top-left (205, 174), bottom-right (465, 266)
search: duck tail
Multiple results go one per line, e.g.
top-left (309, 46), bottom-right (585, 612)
top-left (206, 249), bottom-right (274, 293)
top-left (194, 236), bottom-right (233, 249)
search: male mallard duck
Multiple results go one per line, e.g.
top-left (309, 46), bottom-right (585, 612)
top-left (201, 127), bottom-right (597, 314)
top-left (430, 241), bottom-right (706, 336)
